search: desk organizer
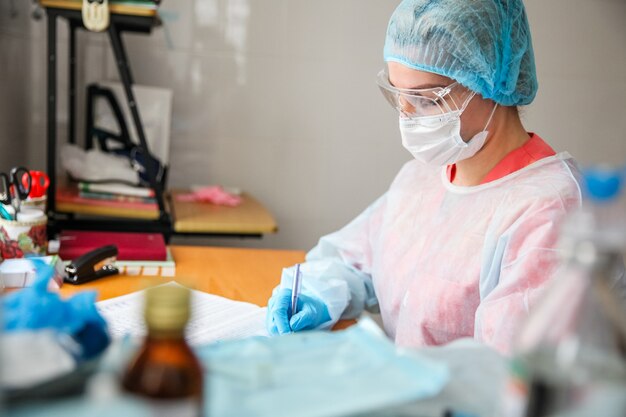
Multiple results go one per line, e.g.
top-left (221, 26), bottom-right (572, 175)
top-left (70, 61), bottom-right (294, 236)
top-left (0, 216), bottom-right (48, 259)
top-left (23, 196), bottom-right (48, 213)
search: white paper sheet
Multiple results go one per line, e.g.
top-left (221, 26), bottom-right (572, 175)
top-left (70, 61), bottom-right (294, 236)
top-left (96, 281), bottom-right (268, 346)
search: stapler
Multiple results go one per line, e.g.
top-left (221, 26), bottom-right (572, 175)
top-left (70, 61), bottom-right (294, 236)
top-left (65, 245), bottom-right (119, 285)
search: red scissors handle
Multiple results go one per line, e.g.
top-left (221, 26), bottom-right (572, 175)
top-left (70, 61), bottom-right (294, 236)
top-left (26, 170), bottom-right (50, 198)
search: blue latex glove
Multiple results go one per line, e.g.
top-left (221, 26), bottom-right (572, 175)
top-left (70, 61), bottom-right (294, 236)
top-left (266, 288), bottom-right (331, 335)
top-left (1, 259), bottom-right (110, 359)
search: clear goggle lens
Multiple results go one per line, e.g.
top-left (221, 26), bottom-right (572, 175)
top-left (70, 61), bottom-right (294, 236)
top-left (376, 69), bottom-right (475, 120)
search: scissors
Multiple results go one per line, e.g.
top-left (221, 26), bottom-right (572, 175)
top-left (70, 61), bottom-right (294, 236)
top-left (0, 167), bottom-right (32, 220)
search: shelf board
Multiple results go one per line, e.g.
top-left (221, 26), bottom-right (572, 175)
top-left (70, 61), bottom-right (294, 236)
top-left (40, 0), bottom-right (158, 17)
top-left (56, 201), bottom-right (160, 220)
top-left (169, 190), bottom-right (278, 235)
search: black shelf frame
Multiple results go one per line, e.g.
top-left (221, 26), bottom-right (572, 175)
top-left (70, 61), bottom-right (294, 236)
top-left (44, 7), bottom-right (172, 240)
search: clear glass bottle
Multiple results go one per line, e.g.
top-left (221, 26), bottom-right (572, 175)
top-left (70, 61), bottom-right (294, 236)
top-left (122, 285), bottom-right (204, 417)
top-left (501, 167), bottom-right (626, 417)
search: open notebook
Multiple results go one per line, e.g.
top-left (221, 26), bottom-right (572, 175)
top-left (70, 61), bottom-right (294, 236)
top-left (96, 281), bottom-right (268, 346)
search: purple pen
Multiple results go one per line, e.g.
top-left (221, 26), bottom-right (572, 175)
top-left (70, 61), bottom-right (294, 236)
top-left (290, 263), bottom-right (302, 316)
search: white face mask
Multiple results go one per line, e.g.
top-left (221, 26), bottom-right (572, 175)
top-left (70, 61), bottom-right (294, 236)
top-left (399, 104), bottom-right (498, 166)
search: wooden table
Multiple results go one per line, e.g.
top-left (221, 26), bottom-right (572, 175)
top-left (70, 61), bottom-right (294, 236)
top-left (169, 190), bottom-right (278, 235)
top-left (59, 245), bottom-right (354, 329)
top-left (60, 246), bottom-right (304, 305)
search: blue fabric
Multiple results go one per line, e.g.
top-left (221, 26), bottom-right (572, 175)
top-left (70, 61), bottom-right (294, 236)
top-left (198, 318), bottom-right (450, 417)
top-left (1, 259), bottom-right (110, 359)
top-left (384, 0), bottom-right (537, 106)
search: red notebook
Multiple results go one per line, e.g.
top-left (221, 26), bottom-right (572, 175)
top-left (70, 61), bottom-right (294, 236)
top-left (59, 231), bottom-right (167, 261)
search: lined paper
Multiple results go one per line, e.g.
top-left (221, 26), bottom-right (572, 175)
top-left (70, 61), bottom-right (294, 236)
top-left (96, 281), bottom-right (268, 346)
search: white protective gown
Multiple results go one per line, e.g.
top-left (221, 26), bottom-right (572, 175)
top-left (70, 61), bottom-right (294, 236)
top-left (279, 152), bottom-right (584, 354)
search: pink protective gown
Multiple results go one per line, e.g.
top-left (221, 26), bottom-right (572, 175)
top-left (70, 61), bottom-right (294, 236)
top-left (285, 134), bottom-right (583, 354)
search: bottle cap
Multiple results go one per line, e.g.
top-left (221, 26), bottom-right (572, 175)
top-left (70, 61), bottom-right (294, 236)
top-left (144, 285), bottom-right (191, 332)
top-left (16, 208), bottom-right (46, 222)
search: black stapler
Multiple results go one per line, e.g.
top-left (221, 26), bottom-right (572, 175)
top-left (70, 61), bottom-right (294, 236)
top-left (65, 245), bottom-right (120, 285)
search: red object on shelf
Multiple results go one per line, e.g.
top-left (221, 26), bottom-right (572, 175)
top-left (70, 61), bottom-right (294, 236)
top-left (59, 231), bottom-right (167, 261)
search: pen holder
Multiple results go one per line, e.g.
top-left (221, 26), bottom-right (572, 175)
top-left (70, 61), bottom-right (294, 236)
top-left (0, 212), bottom-right (47, 260)
top-left (22, 195), bottom-right (47, 212)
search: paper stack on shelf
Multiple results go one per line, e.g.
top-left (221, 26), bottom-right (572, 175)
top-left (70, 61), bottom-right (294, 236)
top-left (56, 182), bottom-right (159, 220)
top-left (113, 0), bottom-right (160, 8)
top-left (78, 182), bottom-right (157, 204)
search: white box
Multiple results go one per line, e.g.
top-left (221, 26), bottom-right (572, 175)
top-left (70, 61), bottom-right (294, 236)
top-left (0, 256), bottom-right (66, 289)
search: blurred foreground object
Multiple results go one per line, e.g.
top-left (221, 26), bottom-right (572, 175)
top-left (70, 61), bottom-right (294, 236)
top-left (197, 317), bottom-right (450, 416)
top-left (7, 316), bottom-right (452, 416)
top-left (2, 259), bottom-right (110, 360)
top-left (501, 166), bottom-right (626, 417)
top-left (121, 285), bottom-right (204, 416)
top-left (1, 259), bottom-right (109, 402)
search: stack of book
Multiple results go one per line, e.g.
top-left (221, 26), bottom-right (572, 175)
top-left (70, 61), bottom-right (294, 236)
top-left (57, 182), bottom-right (160, 219)
top-left (79, 182), bottom-right (157, 204)
top-left (59, 230), bottom-right (175, 277)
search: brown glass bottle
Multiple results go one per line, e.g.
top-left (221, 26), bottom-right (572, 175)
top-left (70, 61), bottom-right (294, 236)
top-left (122, 285), bottom-right (204, 417)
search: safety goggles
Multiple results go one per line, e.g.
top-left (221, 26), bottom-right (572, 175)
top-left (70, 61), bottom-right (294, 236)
top-left (376, 69), bottom-right (476, 120)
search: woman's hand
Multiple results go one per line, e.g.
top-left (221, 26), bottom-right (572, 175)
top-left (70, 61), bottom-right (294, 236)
top-left (266, 288), bottom-right (331, 335)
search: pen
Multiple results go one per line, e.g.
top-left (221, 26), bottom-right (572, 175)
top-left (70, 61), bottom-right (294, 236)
top-left (291, 263), bottom-right (302, 316)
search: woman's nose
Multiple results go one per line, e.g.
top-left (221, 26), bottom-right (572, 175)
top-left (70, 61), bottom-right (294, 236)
top-left (398, 96), bottom-right (416, 115)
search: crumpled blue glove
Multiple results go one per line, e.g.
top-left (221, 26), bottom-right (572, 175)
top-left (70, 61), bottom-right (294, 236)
top-left (266, 288), bottom-right (331, 335)
top-left (1, 259), bottom-right (110, 359)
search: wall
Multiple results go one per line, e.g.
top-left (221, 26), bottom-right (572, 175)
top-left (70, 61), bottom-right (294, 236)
top-left (525, 0), bottom-right (626, 166)
top-left (0, 1), bottom-right (624, 251)
top-left (101, 0), bottom-right (405, 251)
top-left (0, 1), bottom-right (34, 169)
top-left (0, 1), bottom-right (107, 173)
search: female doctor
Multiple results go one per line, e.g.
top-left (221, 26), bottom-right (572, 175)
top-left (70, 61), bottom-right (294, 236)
top-left (266, 0), bottom-right (582, 354)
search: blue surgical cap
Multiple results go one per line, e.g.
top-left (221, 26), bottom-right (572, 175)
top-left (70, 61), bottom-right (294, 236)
top-left (384, 0), bottom-right (538, 106)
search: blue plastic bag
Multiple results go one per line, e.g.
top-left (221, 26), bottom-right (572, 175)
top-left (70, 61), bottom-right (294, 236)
top-left (1, 259), bottom-right (110, 359)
